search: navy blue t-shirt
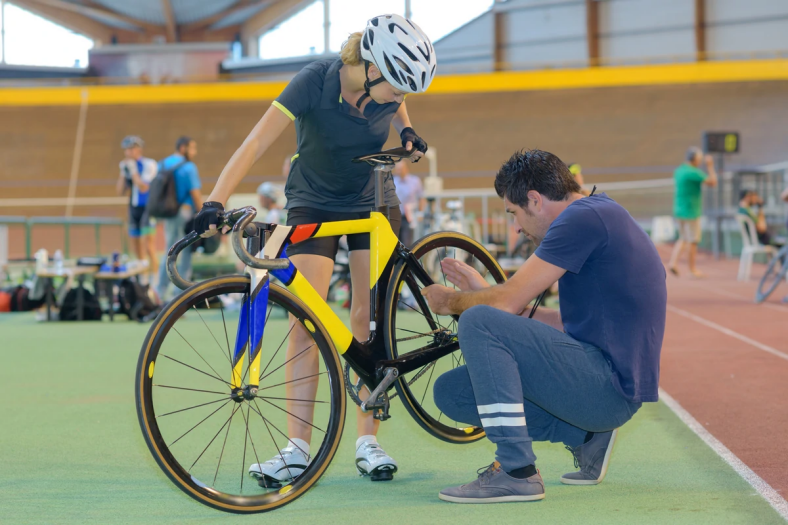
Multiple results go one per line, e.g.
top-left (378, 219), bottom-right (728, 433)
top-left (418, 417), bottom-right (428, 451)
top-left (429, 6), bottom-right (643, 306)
top-left (534, 194), bottom-right (667, 403)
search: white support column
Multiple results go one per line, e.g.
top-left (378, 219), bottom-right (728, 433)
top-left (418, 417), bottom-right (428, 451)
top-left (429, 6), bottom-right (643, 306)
top-left (1, 0), bottom-right (6, 65)
top-left (405, 0), bottom-right (412, 19)
top-left (323, 0), bottom-right (330, 54)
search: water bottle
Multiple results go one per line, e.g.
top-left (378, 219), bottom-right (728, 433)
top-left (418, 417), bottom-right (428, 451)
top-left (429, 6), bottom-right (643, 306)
top-left (53, 250), bottom-right (64, 274)
top-left (35, 248), bottom-right (49, 272)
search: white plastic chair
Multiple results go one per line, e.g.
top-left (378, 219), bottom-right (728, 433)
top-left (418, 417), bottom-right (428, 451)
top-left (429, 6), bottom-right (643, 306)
top-left (650, 216), bottom-right (676, 244)
top-left (736, 214), bottom-right (775, 281)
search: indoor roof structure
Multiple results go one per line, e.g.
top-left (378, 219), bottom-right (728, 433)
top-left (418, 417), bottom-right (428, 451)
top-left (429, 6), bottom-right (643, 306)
top-left (12, 0), bottom-right (315, 46)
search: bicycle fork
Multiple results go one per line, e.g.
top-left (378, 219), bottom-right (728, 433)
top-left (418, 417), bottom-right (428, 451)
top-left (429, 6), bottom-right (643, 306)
top-left (230, 270), bottom-right (270, 399)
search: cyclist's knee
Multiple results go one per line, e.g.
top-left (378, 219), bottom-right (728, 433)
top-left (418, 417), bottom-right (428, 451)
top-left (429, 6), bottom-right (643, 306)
top-left (458, 305), bottom-right (498, 343)
top-left (434, 367), bottom-right (476, 423)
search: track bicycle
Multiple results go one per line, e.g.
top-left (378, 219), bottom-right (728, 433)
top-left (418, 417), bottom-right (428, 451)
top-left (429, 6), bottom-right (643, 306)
top-left (135, 147), bottom-right (506, 513)
top-left (756, 243), bottom-right (788, 303)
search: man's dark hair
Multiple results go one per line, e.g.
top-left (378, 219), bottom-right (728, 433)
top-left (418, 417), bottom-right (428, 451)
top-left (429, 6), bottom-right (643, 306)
top-left (739, 190), bottom-right (752, 201)
top-left (175, 136), bottom-right (193, 151)
top-left (494, 149), bottom-right (581, 208)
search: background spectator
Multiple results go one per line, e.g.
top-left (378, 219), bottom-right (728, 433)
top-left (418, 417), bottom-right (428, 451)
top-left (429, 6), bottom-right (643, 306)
top-left (667, 147), bottom-right (718, 278)
top-left (737, 190), bottom-right (772, 246)
top-left (256, 182), bottom-right (285, 225)
top-left (393, 160), bottom-right (425, 248)
top-left (567, 162), bottom-right (590, 196)
top-left (115, 135), bottom-right (158, 283)
top-left (156, 136), bottom-right (203, 301)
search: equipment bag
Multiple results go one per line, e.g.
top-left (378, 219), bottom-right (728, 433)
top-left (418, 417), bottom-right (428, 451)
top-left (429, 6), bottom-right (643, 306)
top-left (146, 160), bottom-right (187, 219)
top-left (59, 287), bottom-right (103, 321)
top-left (117, 278), bottom-right (160, 321)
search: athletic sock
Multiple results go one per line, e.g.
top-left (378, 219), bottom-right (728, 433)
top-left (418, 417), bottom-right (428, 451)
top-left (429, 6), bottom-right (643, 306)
top-left (506, 464), bottom-right (537, 479)
top-left (584, 431), bottom-right (594, 444)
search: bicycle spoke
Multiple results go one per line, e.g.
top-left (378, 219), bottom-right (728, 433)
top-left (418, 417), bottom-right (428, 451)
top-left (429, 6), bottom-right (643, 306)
top-left (191, 305), bottom-right (232, 367)
top-left (170, 399), bottom-right (232, 447)
top-left (250, 399), bottom-right (311, 465)
top-left (259, 397), bottom-right (327, 434)
top-left (259, 343), bottom-right (316, 383)
top-left (239, 403), bottom-right (264, 493)
top-left (220, 305), bottom-right (233, 371)
top-left (189, 404), bottom-right (237, 472)
top-left (240, 403), bottom-right (249, 494)
top-left (252, 399), bottom-right (295, 482)
top-left (259, 371), bottom-right (327, 391)
top-left (153, 384), bottom-right (228, 396)
top-left (256, 396), bottom-right (328, 404)
top-left (160, 354), bottom-right (232, 388)
top-left (157, 396), bottom-right (230, 418)
top-left (420, 360), bottom-right (437, 406)
top-left (213, 403), bottom-right (240, 486)
top-left (171, 328), bottom-right (229, 386)
top-left (258, 322), bottom-right (296, 381)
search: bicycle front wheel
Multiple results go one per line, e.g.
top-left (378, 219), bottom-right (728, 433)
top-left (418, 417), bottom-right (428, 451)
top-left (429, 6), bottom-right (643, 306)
top-left (383, 232), bottom-right (506, 443)
top-left (756, 249), bottom-right (788, 303)
top-left (135, 275), bottom-right (345, 513)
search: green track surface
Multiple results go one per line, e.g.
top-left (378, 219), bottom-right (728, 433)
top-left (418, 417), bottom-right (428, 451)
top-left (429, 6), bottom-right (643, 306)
top-left (0, 311), bottom-right (783, 524)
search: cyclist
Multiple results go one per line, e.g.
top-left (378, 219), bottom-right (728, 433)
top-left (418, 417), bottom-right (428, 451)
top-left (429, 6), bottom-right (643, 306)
top-left (192, 14), bottom-right (436, 484)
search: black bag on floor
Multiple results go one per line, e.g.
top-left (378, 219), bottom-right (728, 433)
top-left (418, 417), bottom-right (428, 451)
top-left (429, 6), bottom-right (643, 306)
top-left (59, 288), bottom-right (102, 321)
top-left (118, 278), bottom-right (160, 321)
top-left (146, 160), bottom-right (187, 219)
top-left (4, 285), bottom-right (46, 312)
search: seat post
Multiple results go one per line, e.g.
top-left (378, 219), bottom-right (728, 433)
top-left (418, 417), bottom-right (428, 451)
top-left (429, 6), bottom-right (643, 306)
top-left (374, 164), bottom-right (391, 218)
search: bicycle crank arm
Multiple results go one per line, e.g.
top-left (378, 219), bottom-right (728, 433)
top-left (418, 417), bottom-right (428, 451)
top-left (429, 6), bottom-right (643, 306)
top-left (360, 367), bottom-right (398, 412)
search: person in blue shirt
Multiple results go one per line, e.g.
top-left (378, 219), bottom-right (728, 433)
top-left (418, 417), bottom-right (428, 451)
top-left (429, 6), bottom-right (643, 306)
top-left (116, 135), bottom-right (159, 281)
top-left (422, 149), bottom-right (666, 504)
top-left (156, 136), bottom-right (203, 300)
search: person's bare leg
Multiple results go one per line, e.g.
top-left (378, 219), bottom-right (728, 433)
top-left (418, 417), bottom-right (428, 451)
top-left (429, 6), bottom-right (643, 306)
top-left (131, 237), bottom-right (143, 262)
top-left (284, 253), bottom-right (334, 444)
top-left (145, 234), bottom-right (158, 285)
top-left (349, 250), bottom-right (380, 438)
top-left (689, 243), bottom-right (704, 277)
top-left (668, 239), bottom-right (684, 275)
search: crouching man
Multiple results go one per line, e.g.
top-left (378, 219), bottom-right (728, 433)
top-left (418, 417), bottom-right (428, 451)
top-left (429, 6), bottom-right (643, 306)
top-left (422, 149), bottom-right (667, 503)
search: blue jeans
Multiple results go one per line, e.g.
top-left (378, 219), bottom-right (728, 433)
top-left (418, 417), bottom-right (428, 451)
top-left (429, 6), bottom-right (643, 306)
top-left (433, 305), bottom-right (642, 471)
top-left (157, 207), bottom-right (193, 300)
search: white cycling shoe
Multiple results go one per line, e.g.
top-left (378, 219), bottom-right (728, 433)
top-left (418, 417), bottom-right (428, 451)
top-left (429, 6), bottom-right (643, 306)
top-left (355, 435), bottom-right (398, 481)
top-left (248, 438), bottom-right (311, 488)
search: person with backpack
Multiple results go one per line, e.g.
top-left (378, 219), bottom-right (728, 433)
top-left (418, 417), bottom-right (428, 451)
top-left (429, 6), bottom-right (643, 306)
top-left (116, 136), bottom-right (158, 282)
top-left (155, 136), bottom-right (203, 301)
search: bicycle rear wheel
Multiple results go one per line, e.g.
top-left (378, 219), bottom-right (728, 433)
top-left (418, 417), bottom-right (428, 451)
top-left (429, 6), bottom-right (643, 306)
top-left (383, 232), bottom-right (506, 443)
top-left (135, 275), bottom-right (345, 513)
top-left (756, 248), bottom-right (788, 303)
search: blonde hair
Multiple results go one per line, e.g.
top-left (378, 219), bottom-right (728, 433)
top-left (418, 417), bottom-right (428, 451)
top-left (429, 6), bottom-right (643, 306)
top-left (340, 32), bottom-right (363, 65)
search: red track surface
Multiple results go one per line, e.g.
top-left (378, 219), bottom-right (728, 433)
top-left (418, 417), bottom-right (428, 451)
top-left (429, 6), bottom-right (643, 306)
top-left (658, 245), bottom-right (788, 496)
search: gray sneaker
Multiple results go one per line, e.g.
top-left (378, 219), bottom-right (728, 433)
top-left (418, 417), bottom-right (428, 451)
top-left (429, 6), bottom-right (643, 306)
top-left (561, 428), bottom-right (618, 485)
top-left (439, 463), bottom-right (545, 504)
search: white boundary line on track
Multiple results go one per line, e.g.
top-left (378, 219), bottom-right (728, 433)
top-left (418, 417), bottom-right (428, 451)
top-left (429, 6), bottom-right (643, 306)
top-left (659, 389), bottom-right (788, 521)
top-left (667, 305), bottom-right (788, 362)
top-left (681, 282), bottom-right (788, 314)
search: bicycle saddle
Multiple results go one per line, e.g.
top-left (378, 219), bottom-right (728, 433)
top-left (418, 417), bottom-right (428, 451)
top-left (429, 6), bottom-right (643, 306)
top-left (351, 147), bottom-right (415, 166)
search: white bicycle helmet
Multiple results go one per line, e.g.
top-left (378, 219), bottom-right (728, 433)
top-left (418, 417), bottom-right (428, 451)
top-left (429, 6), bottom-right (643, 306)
top-left (359, 14), bottom-right (437, 96)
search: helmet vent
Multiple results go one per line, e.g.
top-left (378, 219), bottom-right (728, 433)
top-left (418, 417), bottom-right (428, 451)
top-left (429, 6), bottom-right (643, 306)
top-left (370, 17), bottom-right (379, 26)
top-left (393, 56), bottom-right (413, 75)
top-left (367, 29), bottom-right (374, 46)
top-left (388, 22), bottom-right (407, 35)
top-left (397, 42), bottom-right (418, 62)
top-left (383, 54), bottom-right (402, 85)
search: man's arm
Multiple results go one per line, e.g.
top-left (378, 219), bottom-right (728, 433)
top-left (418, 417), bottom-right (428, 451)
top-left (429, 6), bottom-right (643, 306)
top-left (190, 189), bottom-right (203, 211)
top-left (116, 173), bottom-right (127, 196)
top-left (781, 186), bottom-right (788, 203)
top-left (422, 254), bottom-right (566, 316)
top-left (703, 155), bottom-right (718, 187)
top-left (529, 307), bottom-right (563, 331)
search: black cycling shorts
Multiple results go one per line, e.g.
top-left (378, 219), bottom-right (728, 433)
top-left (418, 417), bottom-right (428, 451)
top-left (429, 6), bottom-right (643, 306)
top-left (128, 205), bottom-right (153, 237)
top-left (286, 206), bottom-right (401, 260)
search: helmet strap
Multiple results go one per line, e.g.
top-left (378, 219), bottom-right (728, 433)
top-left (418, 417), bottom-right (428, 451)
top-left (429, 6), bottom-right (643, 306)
top-left (356, 60), bottom-right (386, 109)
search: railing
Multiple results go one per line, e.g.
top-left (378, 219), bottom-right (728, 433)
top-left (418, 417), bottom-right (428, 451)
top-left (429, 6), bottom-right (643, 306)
top-left (0, 216), bottom-right (126, 260)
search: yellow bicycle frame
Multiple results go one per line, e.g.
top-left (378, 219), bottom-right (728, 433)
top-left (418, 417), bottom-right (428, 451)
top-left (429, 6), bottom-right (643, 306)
top-left (231, 211), bottom-right (399, 389)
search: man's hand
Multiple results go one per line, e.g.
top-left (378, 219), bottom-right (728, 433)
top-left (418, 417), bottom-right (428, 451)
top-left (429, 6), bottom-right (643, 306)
top-left (421, 284), bottom-right (457, 315)
top-left (440, 258), bottom-right (491, 291)
top-left (704, 154), bottom-right (714, 168)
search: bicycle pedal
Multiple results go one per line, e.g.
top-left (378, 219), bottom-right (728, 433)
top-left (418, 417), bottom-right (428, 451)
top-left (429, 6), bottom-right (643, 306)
top-left (255, 476), bottom-right (283, 489)
top-left (370, 470), bottom-right (394, 482)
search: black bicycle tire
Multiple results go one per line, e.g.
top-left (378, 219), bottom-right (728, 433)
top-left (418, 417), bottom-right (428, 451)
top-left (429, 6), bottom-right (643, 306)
top-left (383, 231), bottom-right (506, 443)
top-left (755, 248), bottom-right (788, 303)
top-left (135, 275), bottom-right (346, 513)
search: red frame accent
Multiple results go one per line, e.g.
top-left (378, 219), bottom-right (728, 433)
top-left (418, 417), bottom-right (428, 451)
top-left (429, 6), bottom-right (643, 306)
top-left (289, 223), bottom-right (319, 244)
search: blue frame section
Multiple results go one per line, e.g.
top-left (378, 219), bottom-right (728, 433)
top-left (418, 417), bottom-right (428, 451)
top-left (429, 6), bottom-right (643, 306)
top-left (250, 278), bottom-right (270, 358)
top-left (232, 295), bottom-right (249, 364)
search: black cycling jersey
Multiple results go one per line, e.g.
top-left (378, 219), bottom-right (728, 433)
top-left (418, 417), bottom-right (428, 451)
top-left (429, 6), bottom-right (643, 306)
top-left (273, 58), bottom-right (401, 213)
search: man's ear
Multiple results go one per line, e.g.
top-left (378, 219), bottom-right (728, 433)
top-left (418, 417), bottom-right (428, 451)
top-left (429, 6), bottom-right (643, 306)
top-left (526, 190), bottom-right (543, 211)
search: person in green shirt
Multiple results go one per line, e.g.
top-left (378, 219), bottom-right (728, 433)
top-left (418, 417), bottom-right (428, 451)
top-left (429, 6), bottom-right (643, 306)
top-left (667, 147), bottom-right (718, 277)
